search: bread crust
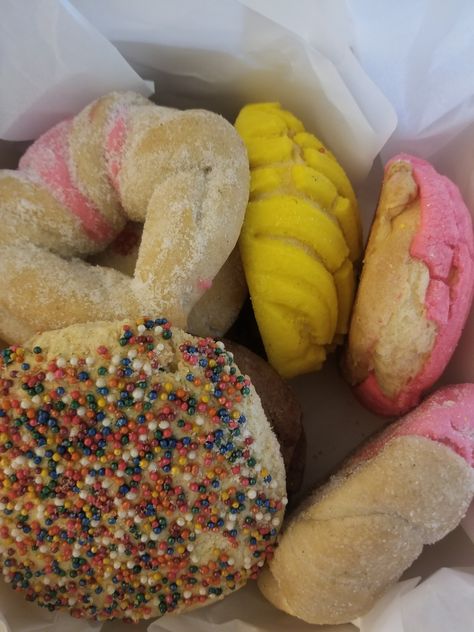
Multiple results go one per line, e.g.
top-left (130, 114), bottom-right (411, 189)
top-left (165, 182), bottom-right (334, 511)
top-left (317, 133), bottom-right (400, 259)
top-left (259, 435), bottom-right (474, 624)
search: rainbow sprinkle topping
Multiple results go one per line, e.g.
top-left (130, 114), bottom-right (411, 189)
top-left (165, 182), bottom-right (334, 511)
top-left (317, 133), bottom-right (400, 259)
top-left (0, 318), bottom-right (286, 621)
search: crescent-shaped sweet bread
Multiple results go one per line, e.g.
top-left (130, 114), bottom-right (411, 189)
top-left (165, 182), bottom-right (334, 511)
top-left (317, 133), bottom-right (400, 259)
top-left (0, 92), bottom-right (249, 343)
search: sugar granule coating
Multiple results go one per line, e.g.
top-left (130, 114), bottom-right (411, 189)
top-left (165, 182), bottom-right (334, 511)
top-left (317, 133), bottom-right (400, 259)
top-left (0, 318), bottom-right (286, 621)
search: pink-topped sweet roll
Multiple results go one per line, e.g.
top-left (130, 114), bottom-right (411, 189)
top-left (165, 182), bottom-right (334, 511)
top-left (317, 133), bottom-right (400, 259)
top-left (344, 154), bottom-right (474, 416)
top-left (258, 383), bottom-right (474, 625)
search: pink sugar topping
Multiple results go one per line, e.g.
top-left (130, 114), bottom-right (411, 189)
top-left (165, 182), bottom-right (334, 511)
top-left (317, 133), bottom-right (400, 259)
top-left (356, 154), bottom-right (474, 416)
top-left (351, 384), bottom-right (474, 468)
top-left (19, 119), bottom-right (114, 243)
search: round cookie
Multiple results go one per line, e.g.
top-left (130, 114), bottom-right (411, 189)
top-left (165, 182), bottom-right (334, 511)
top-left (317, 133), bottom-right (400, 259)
top-left (0, 318), bottom-right (286, 621)
top-left (344, 154), bottom-right (474, 416)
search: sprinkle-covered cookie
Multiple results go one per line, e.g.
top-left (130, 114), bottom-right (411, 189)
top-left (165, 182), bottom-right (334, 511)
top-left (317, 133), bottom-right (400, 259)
top-left (0, 318), bottom-right (286, 621)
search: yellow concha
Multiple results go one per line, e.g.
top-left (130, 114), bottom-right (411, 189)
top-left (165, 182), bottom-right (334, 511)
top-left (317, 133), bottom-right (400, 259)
top-left (235, 102), bottom-right (362, 378)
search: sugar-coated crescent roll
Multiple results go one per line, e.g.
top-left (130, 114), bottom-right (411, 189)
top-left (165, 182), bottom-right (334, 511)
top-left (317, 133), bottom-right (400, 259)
top-left (344, 154), bottom-right (474, 416)
top-left (258, 384), bottom-right (474, 625)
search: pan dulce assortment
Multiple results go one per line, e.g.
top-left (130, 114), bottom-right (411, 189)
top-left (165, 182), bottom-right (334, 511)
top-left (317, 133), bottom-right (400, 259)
top-left (0, 92), bottom-right (473, 625)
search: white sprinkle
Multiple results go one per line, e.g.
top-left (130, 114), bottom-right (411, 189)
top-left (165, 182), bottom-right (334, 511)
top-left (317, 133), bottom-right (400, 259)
top-left (127, 349), bottom-right (137, 359)
top-left (156, 343), bottom-right (165, 352)
top-left (195, 416), bottom-right (204, 426)
top-left (272, 517), bottom-right (281, 526)
top-left (247, 489), bottom-right (257, 499)
top-left (132, 359), bottom-right (143, 371)
top-left (188, 451), bottom-right (197, 460)
top-left (31, 395), bottom-right (41, 405)
top-left (185, 513), bottom-right (193, 522)
top-left (106, 394), bottom-right (116, 403)
top-left (45, 372), bottom-right (54, 381)
top-left (154, 326), bottom-right (163, 334)
top-left (137, 324), bottom-right (146, 333)
top-left (111, 354), bottom-right (121, 366)
top-left (216, 341), bottom-right (225, 349)
top-left (86, 356), bottom-right (94, 366)
top-left (132, 388), bottom-right (144, 400)
top-left (96, 378), bottom-right (106, 388)
top-left (257, 560), bottom-right (265, 567)
top-left (70, 356), bottom-right (78, 367)
top-left (108, 366), bottom-right (116, 375)
top-left (282, 497), bottom-right (288, 505)
top-left (56, 357), bottom-right (66, 368)
top-left (186, 543), bottom-right (194, 552)
top-left (79, 490), bottom-right (88, 499)
top-left (177, 517), bottom-right (185, 527)
top-left (255, 512), bottom-right (264, 521)
top-left (183, 591), bottom-right (192, 600)
top-left (159, 421), bottom-right (169, 429)
top-left (102, 418), bottom-right (111, 427)
top-left (148, 421), bottom-right (157, 431)
top-left (20, 400), bottom-right (29, 409)
top-left (130, 448), bottom-right (138, 458)
top-left (77, 406), bottom-right (86, 417)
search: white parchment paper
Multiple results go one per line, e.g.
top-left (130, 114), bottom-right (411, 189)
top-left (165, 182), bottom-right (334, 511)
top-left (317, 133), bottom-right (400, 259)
top-left (0, 1), bottom-right (474, 631)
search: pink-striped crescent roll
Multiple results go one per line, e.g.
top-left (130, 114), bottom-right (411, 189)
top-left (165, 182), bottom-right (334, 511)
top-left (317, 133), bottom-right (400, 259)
top-left (0, 92), bottom-right (249, 343)
top-left (258, 384), bottom-right (474, 625)
top-left (344, 154), bottom-right (474, 416)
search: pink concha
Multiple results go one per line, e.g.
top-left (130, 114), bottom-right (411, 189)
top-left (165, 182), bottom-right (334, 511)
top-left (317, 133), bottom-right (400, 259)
top-left (357, 154), bottom-right (474, 416)
top-left (352, 383), bottom-right (474, 468)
